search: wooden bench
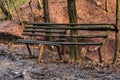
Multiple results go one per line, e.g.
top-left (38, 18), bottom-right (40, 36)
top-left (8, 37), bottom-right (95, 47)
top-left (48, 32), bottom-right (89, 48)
top-left (16, 22), bottom-right (116, 63)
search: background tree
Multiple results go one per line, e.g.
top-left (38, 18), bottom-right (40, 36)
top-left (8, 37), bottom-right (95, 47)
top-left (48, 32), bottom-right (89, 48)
top-left (43, 0), bottom-right (50, 22)
top-left (112, 0), bottom-right (119, 64)
top-left (118, 0), bottom-right (120, 60)
top-left (6, 0), bottom-right (12, 15)
top-left (12, 0), bottom-right (23, 26)
top-left (105, 0), bottom-right (108, 12)
top-left (38, 0), bottom-right (42, 10)
top-left (0, 0), bottom-right (12, 19)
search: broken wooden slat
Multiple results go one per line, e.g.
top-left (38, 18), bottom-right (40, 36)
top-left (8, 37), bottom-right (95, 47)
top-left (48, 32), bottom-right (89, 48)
top-left (23, 29), bottom-right (66, 33)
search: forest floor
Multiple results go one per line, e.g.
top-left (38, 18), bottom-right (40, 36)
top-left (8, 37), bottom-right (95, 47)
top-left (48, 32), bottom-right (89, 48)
top-left (0, 45), bottom-right (120, 80)
top-left (0, 0), bottom-right (120, 80)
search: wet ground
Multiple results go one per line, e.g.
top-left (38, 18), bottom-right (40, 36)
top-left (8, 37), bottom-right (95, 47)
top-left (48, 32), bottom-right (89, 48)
top-left (0, 44), bottom-right (120, 80)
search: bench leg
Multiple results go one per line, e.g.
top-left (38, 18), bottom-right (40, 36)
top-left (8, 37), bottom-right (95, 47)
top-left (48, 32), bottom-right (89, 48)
top-left (98, 47), bottom-right (102, 63)
top-left (61, 45), bottom-right (65, 55)
top-left (56, 46), bottom-right (62, 60)
top-left (26, 44), bottom-right (33, 57)
top-left (38, 44), bottom-right (44, 64)
top-left (78, 48), bottom-right (87, 66)
top-left (8, 41), bottom-right (14, 56)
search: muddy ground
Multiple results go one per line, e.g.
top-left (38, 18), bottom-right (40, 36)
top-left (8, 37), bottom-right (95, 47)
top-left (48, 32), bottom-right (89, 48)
top-left (0, 44), bottom-right (120, 80)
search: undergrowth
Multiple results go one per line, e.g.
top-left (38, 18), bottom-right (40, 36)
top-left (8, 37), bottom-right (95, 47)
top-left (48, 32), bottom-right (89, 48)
top-left (10, 0), bottom-right (26, 8)
top-left (0, 0), bottom-right (27, 21)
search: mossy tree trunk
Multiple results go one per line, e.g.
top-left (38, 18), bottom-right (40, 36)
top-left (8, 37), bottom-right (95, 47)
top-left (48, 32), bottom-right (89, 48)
top-left (43, 0), bottom-right (50, 22)
top-left (43, 0), bottom-right (52, 41)
top-left (0, 0), bottom-right (12, 19)
top-left (112, 0), bottom-right (119, 64)
top-left (118, 0), bottom-right (120, 28)
top-left (67, 0), bottom-right (78, 60)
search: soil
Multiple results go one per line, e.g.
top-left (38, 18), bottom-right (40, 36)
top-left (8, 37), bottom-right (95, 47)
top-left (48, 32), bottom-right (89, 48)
top-left (0, 0), bottom-right (120, 80)
top-left (0, 45), bottom-right (120, 80)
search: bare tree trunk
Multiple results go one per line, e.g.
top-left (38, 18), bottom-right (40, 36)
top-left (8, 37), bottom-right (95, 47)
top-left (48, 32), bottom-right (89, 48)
top-left (38, 0), bottom-right (43, 10)
top-left (105, 0), bottom-right (108, 12)
top-left (0, 0), bottom-right (12, 20)
top-left (12, 0), bottom-right (23, 26)
top-left (6, 0), bottom-right (12, 15)
top-left (29, 0), bottom-right (35, 21)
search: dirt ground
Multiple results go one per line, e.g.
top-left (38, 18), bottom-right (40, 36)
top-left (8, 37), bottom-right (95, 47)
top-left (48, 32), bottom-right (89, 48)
top-left (0, 0), bottom-right (120, 80)
top-left (0, 44), bottom-right (120, 80)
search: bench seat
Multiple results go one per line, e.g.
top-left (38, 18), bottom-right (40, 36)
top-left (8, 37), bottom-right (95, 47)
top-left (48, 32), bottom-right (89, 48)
top-left (17, 39), bottom-right (103, 46)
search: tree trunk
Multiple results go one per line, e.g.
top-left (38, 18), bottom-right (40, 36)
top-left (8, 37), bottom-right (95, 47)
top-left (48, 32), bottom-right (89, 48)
top-left (29, 0), bottom-right (35, 21)
top-left (12, 0), bottom-right (23, 26)
top-left (38, 0), bottom-right (43, 10)
top-left (43, 0), bottom-right (50, 22)
top-left (43, 0), bottom-right (52, 46)
top-left (105, 0), bottom-right (108, 12)
top-left (7, 0), bottom-right (12, 15)
top-left (67, 0), bottom-right (78, 60)
top-left (0, 0), bottom-right (12, 20)
top-left (112, 0), bottom-right (119, 64)
top-left (118, 0), bottom-right (120, 29)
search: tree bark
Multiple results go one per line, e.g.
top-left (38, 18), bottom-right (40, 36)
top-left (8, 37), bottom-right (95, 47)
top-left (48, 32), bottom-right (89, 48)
top-left (67, 0), bottom-right (78, 60)
top-left (29, 0), bottom-right (35, 21)
top-left (105, 0), bottom-right (108, 12)
top-left (12, 0), bottom-right (23, 26)
top-left (43, 0), bottom-right (52, 49)
top-left (0, 0), bottom-right (12, 20)
top-left (112, 0), bottom-right (119, 64)
top-left (38, 0), bottom-right (43, 10)
top-left (43, 0), bottom-right (50, 22)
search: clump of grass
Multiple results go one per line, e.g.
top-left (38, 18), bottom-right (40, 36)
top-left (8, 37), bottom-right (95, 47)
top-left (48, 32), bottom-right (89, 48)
top-left (0, 0), bottom-right (26, 20)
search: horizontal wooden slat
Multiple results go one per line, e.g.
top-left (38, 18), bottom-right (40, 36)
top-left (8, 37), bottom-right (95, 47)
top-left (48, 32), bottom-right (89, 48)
top-left (24, 22), bottom-right (115, 26)
top-left (16, 39), bottom-right (103, 46)
top-left (24, 25), bottom-right (114, 31)
top-left (22, 33), bottom-right (108, 38)
top-left (16, 39), bottom-right (58, 45)
top-left (57, 42), bottom-right (103, 45)
top-left (51, 38), bottom-right (66, 42)
top-left (24, 22), bottom-right (117, 31)
top-left (23, 29), bottom-right (66, 33)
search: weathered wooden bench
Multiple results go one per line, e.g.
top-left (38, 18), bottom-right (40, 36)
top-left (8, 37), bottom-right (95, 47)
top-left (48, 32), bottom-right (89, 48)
top-left (16, 22), bottom-right (116, 63)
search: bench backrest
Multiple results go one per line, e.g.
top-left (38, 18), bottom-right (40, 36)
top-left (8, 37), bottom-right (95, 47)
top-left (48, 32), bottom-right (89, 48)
top-left (22, 23), bottom-right (116, 45)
